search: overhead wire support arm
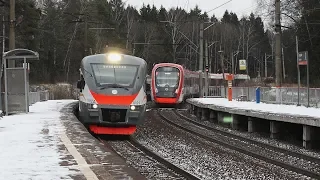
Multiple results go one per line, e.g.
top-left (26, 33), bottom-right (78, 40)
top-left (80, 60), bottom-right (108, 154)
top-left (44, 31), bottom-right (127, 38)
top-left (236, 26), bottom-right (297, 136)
top-left (204, 23), bottom-right (215, 31)
top-left (159, 20), bottom-right (198, 49)
top-left (178, 31), bottom-right (198, 48)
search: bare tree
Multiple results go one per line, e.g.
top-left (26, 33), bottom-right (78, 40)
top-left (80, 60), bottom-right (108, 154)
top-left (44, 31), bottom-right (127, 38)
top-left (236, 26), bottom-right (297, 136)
top-left (164, 8), bottom-right (187, 63)
top-left (125, 7), bottom-right (138, 50)
top-left (110, 0), bottom-right (125, 38)
top-left (257, 0), bottom-right (301, 26)
top-left (64, 0), bottom-right (88, 81)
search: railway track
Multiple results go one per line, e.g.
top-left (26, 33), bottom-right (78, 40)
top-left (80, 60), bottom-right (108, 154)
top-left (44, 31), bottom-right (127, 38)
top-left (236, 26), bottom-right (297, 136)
top-left (174, 110), bottom-right (320, 164)
top-left (100, 137), bottom-right (200, 180)
top-left (157, 109), bottom-right (320, 179)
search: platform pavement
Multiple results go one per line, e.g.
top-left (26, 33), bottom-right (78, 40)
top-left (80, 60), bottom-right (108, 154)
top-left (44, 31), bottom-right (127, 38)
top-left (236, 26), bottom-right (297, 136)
top-left (187, 98), bottom-right (320, 148)
top-left (187, 98), bottom-right (320, 127)
top-left (0, 100), bottom-right (145, 180)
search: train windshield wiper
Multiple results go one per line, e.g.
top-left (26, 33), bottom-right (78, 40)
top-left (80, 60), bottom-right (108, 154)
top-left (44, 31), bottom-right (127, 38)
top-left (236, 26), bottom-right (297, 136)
top-left (83, 68), bottom-right (93, 77)
top-left (99, 83), bottom-right (130, 91)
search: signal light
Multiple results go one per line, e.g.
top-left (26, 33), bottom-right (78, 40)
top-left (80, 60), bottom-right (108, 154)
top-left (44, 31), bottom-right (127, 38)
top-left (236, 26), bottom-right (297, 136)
top-left (205, 65), bottom-right (209, 72)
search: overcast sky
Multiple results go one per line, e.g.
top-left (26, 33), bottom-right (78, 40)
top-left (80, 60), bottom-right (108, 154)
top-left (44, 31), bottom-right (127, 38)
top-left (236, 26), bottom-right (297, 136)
top-left (126, 0), bottom-right (258, 19)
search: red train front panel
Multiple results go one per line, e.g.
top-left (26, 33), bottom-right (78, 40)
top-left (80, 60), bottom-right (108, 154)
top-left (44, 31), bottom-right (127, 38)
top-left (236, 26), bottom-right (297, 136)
top-left (151, 63), bottom-right (184, 105)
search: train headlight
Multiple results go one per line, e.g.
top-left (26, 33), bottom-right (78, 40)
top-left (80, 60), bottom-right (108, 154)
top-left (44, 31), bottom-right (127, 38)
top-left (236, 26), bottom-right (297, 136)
top-left (107, 53), bottom-right (122, 62)
top-left (130, 105), bottom-right (136, 111)
top-left (92, 104), bottom-right (98, 109)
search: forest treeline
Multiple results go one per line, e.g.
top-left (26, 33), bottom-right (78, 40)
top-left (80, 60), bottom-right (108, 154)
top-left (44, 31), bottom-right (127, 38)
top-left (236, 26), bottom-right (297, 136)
top-left (1, 0), bottom-right (319, 86)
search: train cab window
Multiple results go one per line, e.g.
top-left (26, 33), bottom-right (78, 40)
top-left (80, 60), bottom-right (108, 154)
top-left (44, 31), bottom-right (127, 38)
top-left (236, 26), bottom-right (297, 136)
top-left (91, 64), bottom-right (139, 88)
top-left (155, 67), bottom-right (180, 88)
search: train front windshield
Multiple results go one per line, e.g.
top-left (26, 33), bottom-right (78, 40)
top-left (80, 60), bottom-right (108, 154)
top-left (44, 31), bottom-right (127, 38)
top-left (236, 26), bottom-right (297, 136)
top-left (91, 64), bottom-right (138, 87)
top-left (155, 67), bottom-right (180, 88)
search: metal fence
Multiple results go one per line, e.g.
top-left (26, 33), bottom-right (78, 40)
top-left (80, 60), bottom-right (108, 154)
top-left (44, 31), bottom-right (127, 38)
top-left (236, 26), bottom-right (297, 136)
top-left (0, 90), bottom-right (51, 115)
top-left (29, 90), bottom-right (50, 105)
top-left (207, 86), bottom-right (320, 108)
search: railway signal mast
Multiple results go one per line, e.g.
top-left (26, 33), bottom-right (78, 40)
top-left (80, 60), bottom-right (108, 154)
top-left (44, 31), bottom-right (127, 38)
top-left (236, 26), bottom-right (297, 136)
top-left (275, 0), bottom-right (282, 86)
top-left (275, 0), bottom-right (282, 103)
top-left (8, 0), bottom-right (15, 67)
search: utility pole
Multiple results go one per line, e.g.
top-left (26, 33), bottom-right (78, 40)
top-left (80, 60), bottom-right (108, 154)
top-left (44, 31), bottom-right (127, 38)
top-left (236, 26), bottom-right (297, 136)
top-left (199, 22), bottom-right (204, 71)
top-left (296, 36), bottom-right (300, 106)
top-left (282, 47), bottom-right (285, 81)
top-left (205, 40), bottom-right (208, 69)
top-left (0, 4), bottom-right (5, 113)
top-left (231, 52), bottom-right (234, 74)
top-left (275, 0), bottom-right (282, 87)
top-left (219, 45), bottom-right (225, 79)
top-left (2, 6), bottom-right (5, 56)
top-left (84, 14), bottom-right (88, 56)
top-left (67, 12), bottom-right (114, 56)
top-left (214, 45), bottom-right (217, 73)
top-left (9, 0), bottom-right (15, 67)
top-left (265, 53), bottom-right (267, 77)
top-left (219, 45), bottom-right (226, 97)
top-left (173, 23), bottom-right (176, 63)
top-left (199, 22), bottom-right (204, 97)
top-left (205, 40), bottom-right (209, 96)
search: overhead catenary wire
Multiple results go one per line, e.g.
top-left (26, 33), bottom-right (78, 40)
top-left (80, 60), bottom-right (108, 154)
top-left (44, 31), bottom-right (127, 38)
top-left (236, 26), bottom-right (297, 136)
top-left (207, 0), bottom-right (233, 13)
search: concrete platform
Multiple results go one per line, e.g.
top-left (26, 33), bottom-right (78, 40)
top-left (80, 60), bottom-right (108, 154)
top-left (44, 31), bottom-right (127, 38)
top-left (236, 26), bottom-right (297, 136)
top-left (187, 98), bottom-right (320, 126)
top-left (187, 98), bottom-right (320, 148)
top-left (0, 100), bottom-right (145, 180)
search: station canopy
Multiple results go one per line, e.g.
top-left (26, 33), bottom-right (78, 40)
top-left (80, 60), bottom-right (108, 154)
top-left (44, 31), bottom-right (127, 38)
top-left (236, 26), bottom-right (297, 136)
top-left (3, 49), bottom-right (39, 61)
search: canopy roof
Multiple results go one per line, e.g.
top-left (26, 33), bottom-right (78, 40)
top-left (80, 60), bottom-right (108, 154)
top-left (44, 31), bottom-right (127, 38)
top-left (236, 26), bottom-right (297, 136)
top-left (3, 49), bottom-right (39, 60)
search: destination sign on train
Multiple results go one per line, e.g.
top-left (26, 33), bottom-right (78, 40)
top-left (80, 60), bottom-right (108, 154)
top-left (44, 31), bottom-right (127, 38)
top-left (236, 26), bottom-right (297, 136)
top-left (102, 65), bottom-right (127, 69)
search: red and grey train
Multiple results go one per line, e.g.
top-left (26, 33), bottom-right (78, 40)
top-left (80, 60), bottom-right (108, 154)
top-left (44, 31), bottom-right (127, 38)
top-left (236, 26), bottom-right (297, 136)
top-left (150, 63), bottom-right (200, 106)
top-left (77, 52), bottom-right (147, 135)
top-left (150, 63), bottom-right (250, 106)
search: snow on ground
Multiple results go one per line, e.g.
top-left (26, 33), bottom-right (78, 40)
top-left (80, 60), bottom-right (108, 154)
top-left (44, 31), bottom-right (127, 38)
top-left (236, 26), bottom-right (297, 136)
top-left (0, 100), bottom-right (79, 180)
top-left (189, 98), bottom-right (320, 118)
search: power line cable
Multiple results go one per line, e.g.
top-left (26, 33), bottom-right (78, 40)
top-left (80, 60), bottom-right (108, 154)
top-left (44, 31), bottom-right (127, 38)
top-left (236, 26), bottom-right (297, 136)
top-left (207, 0), bottom-right (233, 13)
